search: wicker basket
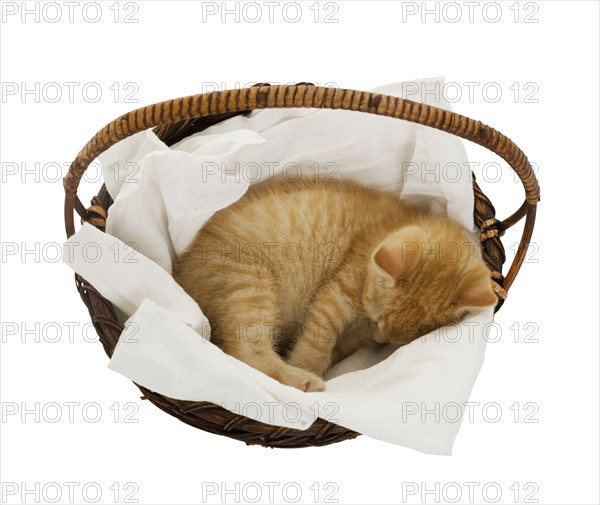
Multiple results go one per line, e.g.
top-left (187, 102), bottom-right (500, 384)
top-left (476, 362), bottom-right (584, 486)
top-left (63, 83), bottom-right (540, 448)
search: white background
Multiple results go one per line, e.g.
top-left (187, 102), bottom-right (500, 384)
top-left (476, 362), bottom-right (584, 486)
top-left (1, 1), bottom-right (598, 504)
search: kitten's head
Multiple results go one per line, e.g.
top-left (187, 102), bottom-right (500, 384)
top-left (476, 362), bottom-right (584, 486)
top-left (363, 222), bottom-right (497, 345)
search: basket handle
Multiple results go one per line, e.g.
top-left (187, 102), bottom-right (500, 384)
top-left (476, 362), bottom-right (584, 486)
top-left (64, 84), bottom-right (539, 292)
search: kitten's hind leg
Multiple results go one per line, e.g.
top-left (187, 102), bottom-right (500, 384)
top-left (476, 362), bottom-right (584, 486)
top-left (287, 282), bottom-right (355, 377)
top-left (214, 280), bottom-right (324, 392)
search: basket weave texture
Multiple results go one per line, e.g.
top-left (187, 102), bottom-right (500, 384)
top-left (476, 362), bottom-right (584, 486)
top-left (64, 83), bottom-right (539, 447)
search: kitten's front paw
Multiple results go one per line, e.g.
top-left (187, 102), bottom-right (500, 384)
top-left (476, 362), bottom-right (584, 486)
top-left (276, 366), bottom-right (325, 392)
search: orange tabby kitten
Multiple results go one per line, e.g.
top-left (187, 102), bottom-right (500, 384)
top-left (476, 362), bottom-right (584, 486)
top-left (172, 179), bottom-right (497, 392)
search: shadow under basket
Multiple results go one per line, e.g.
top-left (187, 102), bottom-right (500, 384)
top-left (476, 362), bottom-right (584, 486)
top-left (63, 83), bottom-right (540, 448)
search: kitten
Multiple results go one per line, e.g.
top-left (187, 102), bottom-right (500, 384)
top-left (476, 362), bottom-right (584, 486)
top-left (172, 179), bottom-right (497, 392)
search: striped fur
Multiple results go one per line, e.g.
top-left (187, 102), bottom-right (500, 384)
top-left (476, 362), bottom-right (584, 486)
top-left (172, 180), bottom-right (495, 392)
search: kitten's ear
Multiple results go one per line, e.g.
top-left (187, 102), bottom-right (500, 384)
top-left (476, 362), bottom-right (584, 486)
top-left (373, 226), bottom-right (423, 283)
top-left (458, 280), bottom-right (497, 309)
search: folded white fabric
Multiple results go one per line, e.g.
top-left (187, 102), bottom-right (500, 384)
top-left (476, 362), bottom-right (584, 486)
top-left (102, 129), bottom-right (266, 271)
top-left (107, 296), bottom-right (492, 453)
top-left (63, 222), bottom-right (208, 334)
top-left (63, 77), bottom-right (493, 454)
